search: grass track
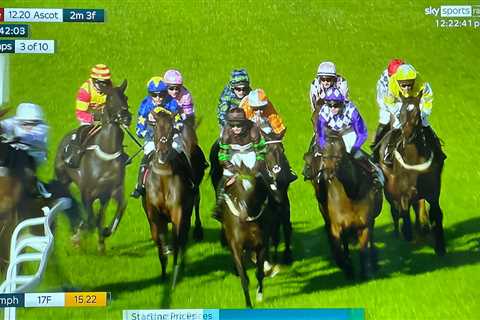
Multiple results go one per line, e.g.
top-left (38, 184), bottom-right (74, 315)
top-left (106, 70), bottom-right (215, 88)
top-left (1, 0), bottom-right (479, 319)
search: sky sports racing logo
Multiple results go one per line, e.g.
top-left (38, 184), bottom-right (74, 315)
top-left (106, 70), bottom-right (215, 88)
top-left (425, 5), bottom-right (480, 17)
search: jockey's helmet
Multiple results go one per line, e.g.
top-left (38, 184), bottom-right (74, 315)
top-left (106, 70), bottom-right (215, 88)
top-left (248, 89), bottom-right (268, 109)
top-left (396, 64), bottom-right (417, 93)
top-left (317, 61), bottom-right (337, 78)
top-left (164, 70), bottom-right (183, 85)
top-left (147, 77), bottom-right (168, 94)
top-left (15, 103), bottom-right (44, 123)
top-left (324, 88), bottom-right (345, 108)
top-left (387, 59), bottom-right (404, 77)
top-left (229, 69), bottom-right (250, 87)
top-left (90, 64), bottom-right (111, 80)
top-left (396, 64), bottom-right (417, 81)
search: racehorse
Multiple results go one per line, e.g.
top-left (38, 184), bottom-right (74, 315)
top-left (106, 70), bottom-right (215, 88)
top-left (378, 95), bottom-right (446, 255)
top-left (263, 134), bottom-right (294, 264)
top-left (220, 164), bottom-right (270, 308)
top-left (142, 109), bottom-right (194, 288)
top-left (179, 118), bottom-right (208, 241)
top-left (54, 80), bottom-right (132, 253)
top-left (311, 133), bottom-right (382, 278)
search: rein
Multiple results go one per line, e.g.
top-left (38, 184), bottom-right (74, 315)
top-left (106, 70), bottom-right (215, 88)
top-left (224, 193), bottom-right (266, 222)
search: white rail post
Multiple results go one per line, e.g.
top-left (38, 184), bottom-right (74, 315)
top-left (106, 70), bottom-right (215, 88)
top-left (0, 198), bottom-right (71, 320)
top-left (0, 54), bottom-right (9, 107)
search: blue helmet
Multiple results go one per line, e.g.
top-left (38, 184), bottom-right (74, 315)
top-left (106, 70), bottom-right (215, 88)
top-left (324, 87), bottom-right (345, 102)
top-left (147, 76), bottom-right (168, 93)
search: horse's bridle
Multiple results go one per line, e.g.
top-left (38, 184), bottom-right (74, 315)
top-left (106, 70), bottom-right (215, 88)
top-left (265, 140), bottom-right (283, 176)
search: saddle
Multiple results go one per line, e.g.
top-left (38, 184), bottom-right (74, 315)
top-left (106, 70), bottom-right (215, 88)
top-left (63, 124), bottom-right (102, 168)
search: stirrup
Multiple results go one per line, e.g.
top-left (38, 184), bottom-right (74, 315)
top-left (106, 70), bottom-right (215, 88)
top-left (37, 181), bottom-right (52, 199)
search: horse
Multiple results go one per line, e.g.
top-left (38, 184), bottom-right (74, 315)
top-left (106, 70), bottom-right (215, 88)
top-left (311, 133), bottom-right (382, 279)
top-left (262, 134), bottom-right (295, 264)
top-left (54, 80), bottom-right (132, 253)
top-left (179, 117), bottom-right (207, 241)
top-left (378, 95), bottom-right (446, 255)
top-left (220, 163), bottom-right (270, 308)
top-left (142, 109), bottom-right (195, 288)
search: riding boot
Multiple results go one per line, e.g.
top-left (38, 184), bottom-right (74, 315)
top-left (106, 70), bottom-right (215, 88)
top-left (422, 126), bottom-right (446, 161)
top-left (370, 123), bottom-right (389, 163)
top-left (64, 125), bottom-right (90, 168)
top-left (212, 176), bottom-right (227, 222)
top-left (383, 129), bottom-right (401, 166)
top-left (302, 135), bottom-right (316, 181)
top-left (131, 155), bottom-right (149, 198)
top-left (353, 149), bottom-right (383, 187)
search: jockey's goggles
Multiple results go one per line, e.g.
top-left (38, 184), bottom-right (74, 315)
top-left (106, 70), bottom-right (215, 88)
top-left (167, 85), bottom-right (181, 92)
top-left (398, 80), bottom-right (415, 89)
top-left (19, 120), bottom-right (42, 126)
top-left (230, 121), bottom-right (245, 128)
top-left (233, 86), bottom-right (249, 93)
top-left (150, 92), bottom-right (166, 98)
top-left (326, 100), bottom-right (344, 108)
top-left (320, 76), bottom-right (335, 83)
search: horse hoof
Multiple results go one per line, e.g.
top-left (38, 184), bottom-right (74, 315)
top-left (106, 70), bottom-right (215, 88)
top-left (256, 291), bottom-right (263, 302)
top-left (435, 245), bottom-right (446, 256)
top-left (102, 228), bottom-right (112, 238)
top-left (98, 244), bottom-right (106, 255)
top-left (282, 251), bottom-right (293, 265)
top-left (71, 234), bottom-right (81, 247)
top-left (193, 228), bottom-right (203, 242)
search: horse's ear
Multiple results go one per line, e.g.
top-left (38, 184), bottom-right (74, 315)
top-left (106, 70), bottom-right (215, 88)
top-left (120, 79), bottom-right (128, 93)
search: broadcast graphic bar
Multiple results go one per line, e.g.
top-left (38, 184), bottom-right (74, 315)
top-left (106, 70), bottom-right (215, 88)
top-left (122, 308), bottom-right (365, 320)
top-left (0, 8), bottom-right (105, 22)
top-left (0, 292), bottom-right (108, 308)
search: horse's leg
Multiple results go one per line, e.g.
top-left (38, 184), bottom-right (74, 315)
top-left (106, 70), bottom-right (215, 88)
top-left (429, 200), bottom-right (446, 256)
top-left (390, 205), bottom-right (400, 238)
top-left (330, 225), bottom-right (352, 279)
top-left (413, 199), bottom-right (429, 236)
top-left (370, 221), bottom-right (379, 272)
top-left (192, 188), bottom-right (203, 241)
top-left (171, 206), bottom-right (189, 289)
top-left (72, 193), bottom-right (94, 246)
top-left (96, 197), bottom-right (109, 255)
top-left (255, 244), bottom-right (266, 303)
top-left (147, 204), bottom-right (168, 280)
top-left (103, 186), bottom-right (127, 237)
top-left (230, 241), bottom-right (251, 308)
top-left (358, 226), bottom-right (371, 279)
top-left (281, 193), bottom-right (293, 265)
top-left (401, 209), bottom-right (413, 242)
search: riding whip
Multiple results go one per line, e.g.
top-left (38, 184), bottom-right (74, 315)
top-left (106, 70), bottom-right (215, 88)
top-left (121, 124), bottom-right (143, 148)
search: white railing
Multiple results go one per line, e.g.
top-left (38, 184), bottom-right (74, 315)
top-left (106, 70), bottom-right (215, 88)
top-left (0, 54), bottom-right (9, 107)
top-left (0, 197), bottom-right (71, 320)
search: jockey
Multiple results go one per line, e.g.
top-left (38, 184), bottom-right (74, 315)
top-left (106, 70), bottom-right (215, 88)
top-left (240, 88), bottom-right (297, 182)
top-left (217, 68), bottom-right (251, 127)
top-left (131, 77), bottom-right (192, 198)
top-left (303, 61), bottom-right (349, 180)
top-left (64, 64), bottom-right (113, 167)
top-left (371, 59), bottom-right (404, 153)
top-left (212, 108), bottom-right (272, 220)
top-left (309, 88), bottom-right (382, 185)
top-left (239, 88), bottom-right (286, 138)
top-left (309, 61), bottom-right (349, 111)
top-left (75, 64), bottom-right (112, 125)
top-left (164, 69), bottom-right (195, 126)
top-left (384, 64), bottom-right (446, 160)
top-left (0, 103), bottom-right (51, 198)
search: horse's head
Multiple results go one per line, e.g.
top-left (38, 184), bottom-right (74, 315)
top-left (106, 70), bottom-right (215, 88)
top-left (152, 109), bottom-right (175, 164)
top-left (321, 133), bottom-right (347, 182)
top-left (99, 80), bottom-right (132, 127)
top-left (264, 140), bottom-right (288, 186)
top-left (399, 94), bottom-right (421, 141)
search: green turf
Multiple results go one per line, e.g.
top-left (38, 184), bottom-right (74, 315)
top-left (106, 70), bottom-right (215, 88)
top-left (1, 0), bottom-right (480, 319)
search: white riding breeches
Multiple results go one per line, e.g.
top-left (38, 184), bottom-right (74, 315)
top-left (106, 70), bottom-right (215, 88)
top-left (223, 150), bottom-right (256, 177)
top-left (342, 131), bottom-right (357, 154)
